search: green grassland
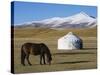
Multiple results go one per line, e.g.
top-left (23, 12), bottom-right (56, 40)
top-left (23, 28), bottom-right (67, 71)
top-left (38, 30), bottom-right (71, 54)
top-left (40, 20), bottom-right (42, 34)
top-left (13, 27), bottom-right (97, 73)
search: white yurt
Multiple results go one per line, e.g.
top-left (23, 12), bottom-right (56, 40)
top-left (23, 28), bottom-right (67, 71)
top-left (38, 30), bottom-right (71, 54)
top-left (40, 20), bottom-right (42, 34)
top-left (58, 32), bottom-right (83, 50)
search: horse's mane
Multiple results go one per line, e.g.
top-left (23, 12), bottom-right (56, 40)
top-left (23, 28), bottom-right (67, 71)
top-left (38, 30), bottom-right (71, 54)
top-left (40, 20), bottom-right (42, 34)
top-left (40, 43), bottom-right (51, 56)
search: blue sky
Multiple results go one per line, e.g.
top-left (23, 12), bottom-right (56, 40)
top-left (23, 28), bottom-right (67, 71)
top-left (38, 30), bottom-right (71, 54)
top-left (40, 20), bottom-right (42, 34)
top-left (12, 1), bottom-right (97, 25)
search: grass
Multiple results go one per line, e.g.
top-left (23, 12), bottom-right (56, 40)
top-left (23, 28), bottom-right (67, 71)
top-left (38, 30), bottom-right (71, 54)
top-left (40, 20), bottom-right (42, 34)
top-left (14, 27), bottom-right (97, 38)
top-left (13, 27), bottom-right (97, 73)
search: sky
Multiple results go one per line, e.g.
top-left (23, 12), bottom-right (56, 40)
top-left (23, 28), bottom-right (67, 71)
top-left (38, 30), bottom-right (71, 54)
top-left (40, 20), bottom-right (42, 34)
top-left (12, 1), bottom-right (97, 25)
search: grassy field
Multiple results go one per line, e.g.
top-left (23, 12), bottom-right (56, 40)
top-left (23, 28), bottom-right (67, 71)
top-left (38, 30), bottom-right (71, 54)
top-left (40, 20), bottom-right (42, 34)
top-left (13, 27), bottom-right (97, 74)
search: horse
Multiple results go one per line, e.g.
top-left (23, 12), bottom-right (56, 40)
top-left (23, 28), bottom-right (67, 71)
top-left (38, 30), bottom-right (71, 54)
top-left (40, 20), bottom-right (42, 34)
top-left (21, 42), bottom-right (52, 66)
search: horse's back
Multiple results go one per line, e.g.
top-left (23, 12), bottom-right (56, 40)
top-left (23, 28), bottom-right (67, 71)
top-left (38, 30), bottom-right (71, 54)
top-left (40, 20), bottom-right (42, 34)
top-left (22, 43), bottom-right (41, 55)
top-left (40, 43), bottom-right (50, 50)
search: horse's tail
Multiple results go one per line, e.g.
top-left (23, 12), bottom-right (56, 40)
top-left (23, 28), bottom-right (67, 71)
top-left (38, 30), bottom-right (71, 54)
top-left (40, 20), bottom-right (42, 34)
top-left (21, 45), bottom-right (26, 65)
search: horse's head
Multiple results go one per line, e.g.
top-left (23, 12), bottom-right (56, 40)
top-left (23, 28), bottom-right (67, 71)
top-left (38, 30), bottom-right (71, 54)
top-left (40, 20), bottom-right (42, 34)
top-left (47, 54), bottom-right (52, 65)
top-left (39, 43), bottom-right (52, 65)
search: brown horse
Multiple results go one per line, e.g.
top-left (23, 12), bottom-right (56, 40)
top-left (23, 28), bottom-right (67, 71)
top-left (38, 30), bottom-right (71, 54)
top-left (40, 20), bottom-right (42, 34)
top-left (21, 43), bottom-right (52, 66)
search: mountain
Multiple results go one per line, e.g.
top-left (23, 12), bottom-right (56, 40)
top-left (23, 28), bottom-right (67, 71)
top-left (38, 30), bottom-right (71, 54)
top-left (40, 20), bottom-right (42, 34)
top-left (15, 12), bottom-right (97, 29)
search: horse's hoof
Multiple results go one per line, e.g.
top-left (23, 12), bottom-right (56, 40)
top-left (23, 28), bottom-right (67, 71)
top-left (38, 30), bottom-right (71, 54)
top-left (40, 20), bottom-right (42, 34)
top-left (40, 63), bottom-right (43, 65)
top-left (22, 64), bottom-right (25, 66)
top-left (29, 64), bottom-right (32, 66)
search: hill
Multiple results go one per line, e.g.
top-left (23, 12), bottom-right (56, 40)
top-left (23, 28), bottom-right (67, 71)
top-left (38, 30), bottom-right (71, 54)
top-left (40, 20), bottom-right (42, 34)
top-left (14, 27), bottom-right (97, 38)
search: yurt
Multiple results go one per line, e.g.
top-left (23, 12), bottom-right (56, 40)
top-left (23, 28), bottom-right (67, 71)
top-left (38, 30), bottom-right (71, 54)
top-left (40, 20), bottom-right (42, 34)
top-left (58, 32), bottom-right (83, 50)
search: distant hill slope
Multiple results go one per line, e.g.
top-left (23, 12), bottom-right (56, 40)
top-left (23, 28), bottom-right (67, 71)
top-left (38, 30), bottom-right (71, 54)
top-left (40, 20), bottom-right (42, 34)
top-left (15, 12), bottom-right (97, 29)
top-left (14, 27), bottom-right (97, 38)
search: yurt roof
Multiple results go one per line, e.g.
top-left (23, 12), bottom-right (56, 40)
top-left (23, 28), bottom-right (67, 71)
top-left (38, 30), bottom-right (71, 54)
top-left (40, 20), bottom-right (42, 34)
top-left (60, 32), bottom-right (82, 41)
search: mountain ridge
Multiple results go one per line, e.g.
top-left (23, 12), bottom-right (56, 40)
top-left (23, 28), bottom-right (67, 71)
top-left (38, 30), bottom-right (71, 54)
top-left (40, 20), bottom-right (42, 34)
top-left (15, 12), bottom-right (97, 29)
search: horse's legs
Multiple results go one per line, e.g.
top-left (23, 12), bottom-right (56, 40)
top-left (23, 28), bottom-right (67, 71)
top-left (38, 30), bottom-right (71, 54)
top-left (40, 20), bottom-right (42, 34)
top-left (23, 54), bottom-right (26, 66)
top-left (43, 54), bottom-right (46, 64)
top-left (21, 51), bottom-right (26, 66)
top-left (40, 53), bottom-right (46, 65)
top-left (40, 54), bottom-right (43, 65)
top-left (26, 54), bottom-right (32, 66)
